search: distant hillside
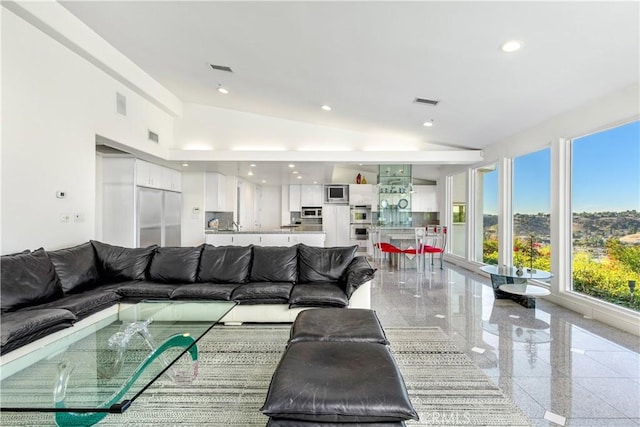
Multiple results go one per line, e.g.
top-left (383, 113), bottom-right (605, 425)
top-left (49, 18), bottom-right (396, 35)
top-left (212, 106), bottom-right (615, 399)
top-left (483, 210), bottom-right (640, 247)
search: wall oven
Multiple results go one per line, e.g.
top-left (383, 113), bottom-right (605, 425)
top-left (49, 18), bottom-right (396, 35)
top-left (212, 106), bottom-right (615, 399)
top-left (350, 205), bottom-right (371, 224)
top-left (350, 224), bottom-right (370, 241)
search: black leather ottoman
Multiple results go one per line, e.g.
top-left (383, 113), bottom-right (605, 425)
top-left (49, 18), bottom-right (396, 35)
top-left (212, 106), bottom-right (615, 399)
top-left (267, 418), bottom-right (406, 426)
top-left (289, 308), bottom-right (389, 344)
top-left (261, 341), bottom-right (418, 423)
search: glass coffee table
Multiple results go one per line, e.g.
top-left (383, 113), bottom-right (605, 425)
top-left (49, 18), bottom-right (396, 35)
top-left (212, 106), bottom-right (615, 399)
top-left (480, 265), bottom-right (552, 308)
top-left (0, 300), bottom-right (236, 426)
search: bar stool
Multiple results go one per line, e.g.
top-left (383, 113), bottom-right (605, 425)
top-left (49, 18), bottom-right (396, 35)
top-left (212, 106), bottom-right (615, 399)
top-left (423, 226), bottom-right (447, 269)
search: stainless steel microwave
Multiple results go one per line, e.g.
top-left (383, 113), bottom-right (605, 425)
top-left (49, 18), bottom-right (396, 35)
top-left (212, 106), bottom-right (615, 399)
top-left (301, 207), bottom-right (322, 218)
top-left (325, 185), bottom-right (349, 203)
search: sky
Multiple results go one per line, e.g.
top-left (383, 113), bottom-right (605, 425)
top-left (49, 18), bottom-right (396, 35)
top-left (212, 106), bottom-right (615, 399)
top-left (482, 120), bottom-right (639, 214)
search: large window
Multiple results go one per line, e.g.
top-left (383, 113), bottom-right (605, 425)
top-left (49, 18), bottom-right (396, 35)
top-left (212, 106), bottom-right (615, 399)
top-left (475, 164), bottom-right (498, 264)
top-left (451, 172), bottom-right (467, 257)
top-left (513, 148), bottom-right (551, 272)
top-left (571, 121), bottom-right (640, 311)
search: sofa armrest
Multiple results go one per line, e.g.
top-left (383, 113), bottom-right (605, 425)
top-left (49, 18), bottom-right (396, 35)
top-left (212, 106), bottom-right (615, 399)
top-left (340, 256), bottom-right (376, 298)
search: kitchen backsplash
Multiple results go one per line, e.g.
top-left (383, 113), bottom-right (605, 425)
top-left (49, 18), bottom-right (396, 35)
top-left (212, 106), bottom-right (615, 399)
top-left (205, 211), bottom-right (234, 230)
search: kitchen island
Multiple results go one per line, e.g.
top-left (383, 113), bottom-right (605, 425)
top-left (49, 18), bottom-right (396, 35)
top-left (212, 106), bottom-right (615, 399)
top-left (205, 230), bottom-right (326, 247)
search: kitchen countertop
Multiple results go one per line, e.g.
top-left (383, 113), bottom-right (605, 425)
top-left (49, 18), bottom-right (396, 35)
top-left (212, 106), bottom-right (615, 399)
top-left (205, 229), bottom-right (325, 234)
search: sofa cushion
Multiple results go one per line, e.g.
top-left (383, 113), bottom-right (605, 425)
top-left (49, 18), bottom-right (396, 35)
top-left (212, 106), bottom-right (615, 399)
top-left (148, 245), bottom-right (203, 283)
top-left (48, 242), bottom-right (100, 294)
top-left (0, 248), bottom-right (63, 312)
top-left (298, 244), bottom-right (358, 284)
top-left (91, 241), bottom-right (156, 282)
top-left (114, 281), bottom-right (179, 299)
top-left (1, 309), bottom-right (76, 354)
top-left (170, 283), bottom-right (238, 301)
top-left (25, 290), bottom-right (120, 320)
top-left (341, 256), bottom-right (377, 297)
top-left (198, 245), bottom-right (252, 283)
top-left (250, 246), bottom-right (298, 283)
top-left (261, 341), bottom-right (418, 423)
top-left (289, 308), bottom-right (388, 344)
top-left (231, 282), bottom-right (294, 304)
top-left (288, 283), bottom-right (349, 308)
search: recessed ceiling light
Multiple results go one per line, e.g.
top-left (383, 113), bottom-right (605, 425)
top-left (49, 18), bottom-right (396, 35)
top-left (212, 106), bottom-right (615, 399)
top-left (250, 163), bottom-right (256, 167)
top-left (247, 171), bottom-right (254, 176)
top-left (423, 120), bottom-right (434, 127)
top-left (501, 40), bottom-right (522, 53)
top-left (182, 163), bottom-right (189, 167)
top-left (217, 85), bottom-right (229, 94)
top-left (297, 176), bottom-right (303, 179)
top-left (261, 180), bottom-right (267, 183)
top-left (313, 181), bottom-right (318, 184)
top-left (292, 171), bottom-right (299, 174)
top-left (321, 105), bottom-right (332, 111)
top-left (288, 164), bottom-right (295, 168)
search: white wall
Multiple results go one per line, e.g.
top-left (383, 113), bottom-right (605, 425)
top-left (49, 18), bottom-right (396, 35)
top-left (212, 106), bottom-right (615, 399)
top-left (181, 172), bottom-right (206, 246)
top-left (256, 186), bottom-right (282, 230)
top-left (1, 8), bottom-right (176, 253)
top-left (331, 165), bottom-right (378, 185)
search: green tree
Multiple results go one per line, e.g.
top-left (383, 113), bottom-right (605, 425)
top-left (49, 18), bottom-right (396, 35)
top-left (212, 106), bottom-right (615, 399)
top-left (606, 239), bottom-right (640, 274)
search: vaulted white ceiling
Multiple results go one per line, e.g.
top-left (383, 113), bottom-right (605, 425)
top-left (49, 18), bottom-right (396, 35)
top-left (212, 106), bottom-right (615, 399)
top-left (59, 1), bottom-right (639, 183)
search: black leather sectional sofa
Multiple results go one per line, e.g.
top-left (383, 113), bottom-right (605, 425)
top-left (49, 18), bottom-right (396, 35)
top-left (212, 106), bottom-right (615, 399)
top-left (0, 241), bottom-right (376, 355)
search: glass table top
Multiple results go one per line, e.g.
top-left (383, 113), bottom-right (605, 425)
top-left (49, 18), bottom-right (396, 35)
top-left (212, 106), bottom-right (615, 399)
top-left (0, 301), bottom-right (236, 416)
top-left (480, 264), bottom-right (553, 280)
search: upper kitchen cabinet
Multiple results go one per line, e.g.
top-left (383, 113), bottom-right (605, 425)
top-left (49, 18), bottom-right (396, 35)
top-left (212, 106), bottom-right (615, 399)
top-left (136, 159), bottom-right (162, 189)
top-left (289, 185), bottom-right (301, 211)
top-left (161, 168), bottom-right (182, 192)
top-left (412, 185), bottom-right (438, 212)
top-left (300, 184), bottom-right (323, 206)
top-left (349, 184), bottom-right (374, 206)
top-left (205, 172), bottom-right (226, 211)
top-left (136, 159), bottom-right (182, 192)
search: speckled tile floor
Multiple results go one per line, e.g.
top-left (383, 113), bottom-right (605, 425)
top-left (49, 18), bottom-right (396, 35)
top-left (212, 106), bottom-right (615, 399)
top-left (370, 258), bottom-right (640, 427)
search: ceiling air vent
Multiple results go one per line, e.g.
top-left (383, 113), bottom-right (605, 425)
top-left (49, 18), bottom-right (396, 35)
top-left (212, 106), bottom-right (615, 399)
top-left (414, 97), bottom-right (440, 106)
top-left (209, 64), bottom-right (233, 73)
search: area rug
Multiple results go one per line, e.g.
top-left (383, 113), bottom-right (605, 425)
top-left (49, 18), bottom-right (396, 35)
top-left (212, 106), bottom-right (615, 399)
top-left (1, 326), bottom-right (531, 426)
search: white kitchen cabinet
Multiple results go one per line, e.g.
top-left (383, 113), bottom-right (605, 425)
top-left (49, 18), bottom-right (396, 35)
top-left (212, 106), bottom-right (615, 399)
top-left (136, 159), bottom-right (163, 189)
top-left (323, 204), bottom-right (350, 247)
top-left (161, 168), bottom-right (182, 192)
top-left (205, 232), bottom-right (325, 247)
top-left (260, 234), bottom-right (291, 246)
top-left (205, 233), bottom-right (235, 246)
top-left (349, 184), bottom-right (374, 206)
top-left (205, 172), bottom-right (226, 211)
top-left (136, 160), bottom-right (182, 192)
top-left (233, 233), bottom-right (256, 246)
top-left (292, 233), bottom-right (326, 247)
top-left (412, 185), bottom-right (438, 212)
top-left (289, 185), bottom-right (301, 211)
top-left (300, 184), bottom-right (323, 206)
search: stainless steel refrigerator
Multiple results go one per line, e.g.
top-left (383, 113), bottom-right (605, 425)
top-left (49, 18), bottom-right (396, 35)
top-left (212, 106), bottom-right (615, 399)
top-left (137, 187), bottom-right (181, 247)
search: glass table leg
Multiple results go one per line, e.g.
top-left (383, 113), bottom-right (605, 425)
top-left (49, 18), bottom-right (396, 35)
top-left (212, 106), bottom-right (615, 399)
top-left (53, 326), bottom-right (198, 426)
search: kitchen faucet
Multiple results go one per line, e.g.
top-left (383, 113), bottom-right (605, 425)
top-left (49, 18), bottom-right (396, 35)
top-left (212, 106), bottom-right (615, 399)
top-left (232, 220), bottom-right (240, 231)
